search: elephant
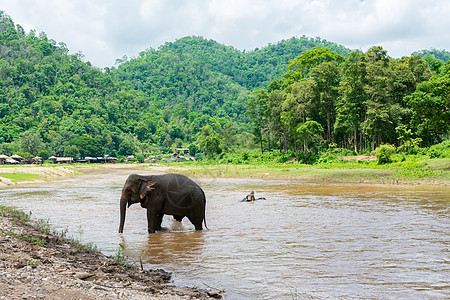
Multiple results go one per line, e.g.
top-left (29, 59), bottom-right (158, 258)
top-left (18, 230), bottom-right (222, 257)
top-left (119, 173), bottom-right (207, 234)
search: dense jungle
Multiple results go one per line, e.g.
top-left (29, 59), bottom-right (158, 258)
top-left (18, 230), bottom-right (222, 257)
top-left (0, 11), bottom-right (449, 165)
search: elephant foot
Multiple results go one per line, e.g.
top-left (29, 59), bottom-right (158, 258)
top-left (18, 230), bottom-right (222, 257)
top-left (148, 228), bottom-right (155, 234)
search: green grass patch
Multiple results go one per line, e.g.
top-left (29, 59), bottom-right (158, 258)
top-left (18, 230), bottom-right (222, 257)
top-left (0, 172), bottom-right (43, 182)
top-left (0, 205), bottom-right (30, 222)
top-left (0, 228), bottom-right (47, 246)
top-left (392, 167), bottom-right (439, 180)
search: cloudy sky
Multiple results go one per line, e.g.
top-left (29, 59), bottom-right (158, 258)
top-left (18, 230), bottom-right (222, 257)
top-left (1, 0), bottom-right (449, 68)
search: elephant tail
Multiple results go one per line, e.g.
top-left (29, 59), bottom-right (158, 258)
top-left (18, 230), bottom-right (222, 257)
top-left (201, 188), bottom-right (209, 230)
top-left (203, 215), bottom-right (209, 230)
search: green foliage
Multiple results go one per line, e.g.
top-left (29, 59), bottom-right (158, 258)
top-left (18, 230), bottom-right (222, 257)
top-left (0, 12), bottom-right (447, 160)
top-left (297, 149), bottom-right (319, 164)
top-left (396, 125), bottom-right (422, 154)
top-left (69, 134), bottom-right (103, 157)
top-left (414, 49), bottom-right (450, 64)
top-left (251, 45), bottom-right (440, 156)
top-left (114, 243), bottom-right (127, 266)
top-left (17, 130), bottom-right (44, 155)
top-left (426, 140), bottom-right (450, 158)
top-left (317, 144), bottom-right (355, 164)
top-left (392, 167), bottom-right (437, 180)
top-left (374, 144), bottom-right (396, 164)
top-left (404, 62), bottom-right (450, 146)
top-left (197, 125), bottom-right (223, 156)
top-left (0, 14), bottom-right (352, 157)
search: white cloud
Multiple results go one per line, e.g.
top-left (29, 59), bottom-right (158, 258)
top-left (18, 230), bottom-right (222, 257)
top-left (0, 0), bottom-right (449, 67)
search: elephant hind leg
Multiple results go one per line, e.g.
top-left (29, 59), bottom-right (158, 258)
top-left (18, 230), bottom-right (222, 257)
top-left (187, 215), bottom-right (203, 230)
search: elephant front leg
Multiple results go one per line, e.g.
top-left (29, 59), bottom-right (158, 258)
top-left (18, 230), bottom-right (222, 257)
top-left (155, 213), bottom-right (164, 230)
top-left (146, 209), bottom-right (159, 233)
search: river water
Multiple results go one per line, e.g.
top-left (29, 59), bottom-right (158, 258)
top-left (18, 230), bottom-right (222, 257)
top-left (0, 167), bottom-right (449, 299)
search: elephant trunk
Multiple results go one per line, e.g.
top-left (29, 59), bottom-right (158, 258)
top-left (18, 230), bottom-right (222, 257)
top-left (119, 196), bottom-right (127, 233)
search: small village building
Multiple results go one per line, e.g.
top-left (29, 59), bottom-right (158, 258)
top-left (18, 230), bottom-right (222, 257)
top-left (125, 155), bottom-right (135, 162)
top-left (5, 158), bottom-right (19, 164)
top-left (32, 156), bottom-right (42, 164)
top-left (175, 148), bottom-right (190, 155)
top-left (0, 155), bottom-right (8, 165)
top-left (55, 157), bottom-right (74, 164)
top-left (11, 154), bottom-right (23, 163)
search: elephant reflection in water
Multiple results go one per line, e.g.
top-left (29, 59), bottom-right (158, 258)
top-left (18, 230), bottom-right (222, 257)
top-left (119, 174), bottom-right (207, 234)
top-left (120, 231), bottom-right (206, 266)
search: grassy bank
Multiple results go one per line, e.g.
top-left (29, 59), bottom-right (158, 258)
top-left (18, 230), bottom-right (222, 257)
top-left (1, 156), bottom-right (449, 186)
top-left (0, 164), bottom-right (78, 185)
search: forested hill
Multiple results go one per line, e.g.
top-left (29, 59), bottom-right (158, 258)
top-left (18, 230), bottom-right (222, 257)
top-left (114, 36), bottom-right (350, 91)
top-left (0, 11), bottom-right (353, 158)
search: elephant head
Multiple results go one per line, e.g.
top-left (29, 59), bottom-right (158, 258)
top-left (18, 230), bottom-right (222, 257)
top-left (119, 175), bottom-right (159, 233)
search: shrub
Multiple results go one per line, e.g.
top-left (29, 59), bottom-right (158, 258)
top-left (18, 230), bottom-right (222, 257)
top-left (195, 152), bottom-right (205, 161)
top-left (316, 145), bottom-right (355, 164)
top-left (297, 150), bottom-right (319, 164)
top-left (374, 144), bottom-right (396, 164)
top-left (426, 140), bottom-right (450, 158)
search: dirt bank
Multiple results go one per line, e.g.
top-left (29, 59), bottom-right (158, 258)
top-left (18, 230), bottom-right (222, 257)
top-left (0, 207), bottom-right (223, 299)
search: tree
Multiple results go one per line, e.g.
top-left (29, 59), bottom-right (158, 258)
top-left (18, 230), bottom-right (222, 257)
top-left (405, 62), bottom-right (450, 145)
top-left (63, 144), bottom-right (80, 159)
top-left (69, 134), bottom-right (103, 157)
top-left (422, 53), bottom-right (444, 74)
top-left (335, 51), bottom-right (367, 152)
top-left (395, 125), bottom-right (422, 153)
top-left (296, 121), bottom-right (324, 156)
top-left (118, 138), bottom-right (137, 156)
top-left (197, 125), bottom-right (223, 156)
top-left (284, 47), bottom-right (344, 84)
top-left (18, 130), bottom-right (44, 155)
top-left (310, 61), bottom-right (341, 143)
top-left (374, 144), bottom-right (396, 164)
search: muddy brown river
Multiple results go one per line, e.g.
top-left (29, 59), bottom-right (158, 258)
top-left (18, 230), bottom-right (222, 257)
top-left (1, 168), bottom-right (449, 299)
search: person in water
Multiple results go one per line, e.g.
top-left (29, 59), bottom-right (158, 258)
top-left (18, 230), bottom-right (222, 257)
top-left (246, 191), bottom-right (255, 201)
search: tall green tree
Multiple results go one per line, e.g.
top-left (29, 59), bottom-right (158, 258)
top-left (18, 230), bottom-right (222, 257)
top-left (335, 51), bottom-right (367, 152)
top-left (405, 62), bottom-right (450, 145)
top-left (296, 121), bottom-right (324, 156)
top-left (18, 130), bottom-right (44, 155)
top-left (284, 47), bottom-right (344, 84)
top-left (310, 61), bottom-right (341, 143)
top-left (69, 134), bottom-right (103, 157)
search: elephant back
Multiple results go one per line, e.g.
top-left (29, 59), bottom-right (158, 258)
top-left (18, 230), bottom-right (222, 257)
top-left (161, 174), bottom-right (205, 209)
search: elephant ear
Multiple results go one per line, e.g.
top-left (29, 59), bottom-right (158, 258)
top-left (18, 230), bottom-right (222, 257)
top-left (140, 180), bottom-right (156, 199)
